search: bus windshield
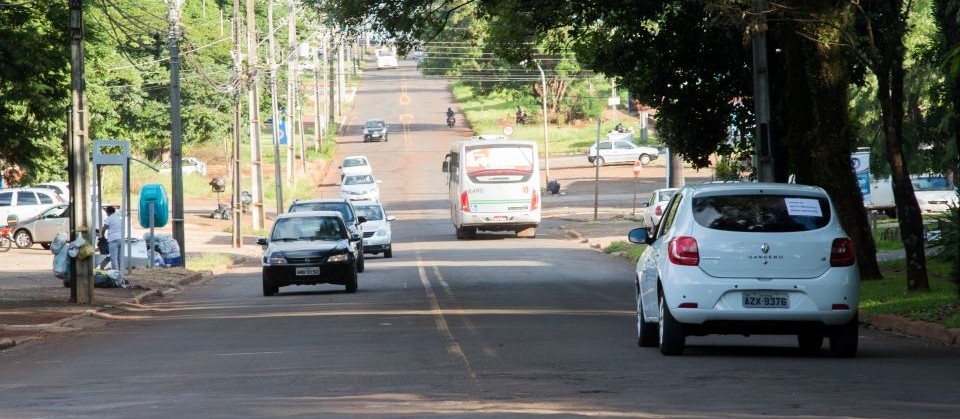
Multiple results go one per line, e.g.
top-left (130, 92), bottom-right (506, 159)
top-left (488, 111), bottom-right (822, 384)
top-left (464, 144), bottom-right (535, 178)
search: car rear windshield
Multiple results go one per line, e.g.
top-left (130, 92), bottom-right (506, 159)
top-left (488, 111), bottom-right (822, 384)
top-left (289, 202), bottom-right (355, 223)
top-left (692, 194), bottom-right (831, 232)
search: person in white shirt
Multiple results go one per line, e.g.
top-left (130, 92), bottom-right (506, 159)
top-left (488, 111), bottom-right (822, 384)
top-left (100, 206), bottom-right (123, 271)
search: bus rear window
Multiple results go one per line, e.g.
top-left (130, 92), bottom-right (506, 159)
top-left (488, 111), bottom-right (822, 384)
top-left (464, 145), bottom-right (534, 178)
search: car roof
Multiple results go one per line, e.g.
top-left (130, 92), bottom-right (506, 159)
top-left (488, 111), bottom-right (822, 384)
top-left (275, 210), bottom-right (344, 221)
top-left (291, 198), bottom-right (351, 204)
top-left (684, 181), bottom-right (827, 196)
top-left (343, 155), bottom-right (369, 161)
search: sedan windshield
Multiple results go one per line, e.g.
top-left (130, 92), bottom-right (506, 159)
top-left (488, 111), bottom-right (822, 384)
top-left (344, 175), bottom-right (374, 185)
top-left (271, 217), bottom-right (345, 241)
top-left (343, 158), bottom-right (368, 168)
top-left (354, 205), bottom-right (384, 221)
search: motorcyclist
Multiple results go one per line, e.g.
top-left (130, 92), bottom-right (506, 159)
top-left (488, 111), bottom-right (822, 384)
top-left (446, 107), bottom-right (455, 119)
top-left (446, 107), bottom-right (456, 127)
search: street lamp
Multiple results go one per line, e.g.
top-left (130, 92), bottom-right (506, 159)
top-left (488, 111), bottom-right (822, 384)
top-left (531, 60), bottom-right (551, 187)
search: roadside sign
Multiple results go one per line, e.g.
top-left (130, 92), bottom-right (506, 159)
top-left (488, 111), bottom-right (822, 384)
top-left (608, 96), bottom-right (621, 107)
top-left (633, 160), bottom-right (642, 177)
top-left (503, 125), bottom-right (514, 136)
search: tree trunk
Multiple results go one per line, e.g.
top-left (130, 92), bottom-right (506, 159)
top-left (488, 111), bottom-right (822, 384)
top-left (872, 0), bottom-right (930, 291)
top-left (771, 3), bottom-right (883, 279)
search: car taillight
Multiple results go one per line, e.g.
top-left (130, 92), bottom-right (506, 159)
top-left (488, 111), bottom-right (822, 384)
top-left (830, 238), bottom-right (855, 267)
top-left (460, 190), bottom-right (471, 212)
top-left (530, 189), bottom-right (539, 210)
top-left (668, 236), bottom-right (699, 266)
top-left (655, 205), bottom-right (663, 216)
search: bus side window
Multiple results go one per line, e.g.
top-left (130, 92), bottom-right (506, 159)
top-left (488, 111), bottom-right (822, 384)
top-left (449, 152), bottom-right (460, 183)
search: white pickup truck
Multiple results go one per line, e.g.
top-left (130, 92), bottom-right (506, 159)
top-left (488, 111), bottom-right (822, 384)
top-left (869, 174), bottom-right (957, 214)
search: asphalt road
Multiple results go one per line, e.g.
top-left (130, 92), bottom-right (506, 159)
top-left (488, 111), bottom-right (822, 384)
top-left (1, 57), bottom-right (959, 419)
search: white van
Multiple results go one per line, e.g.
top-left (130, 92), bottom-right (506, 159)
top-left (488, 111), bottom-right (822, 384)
top-left (375, 49), bottom-right (398, 69)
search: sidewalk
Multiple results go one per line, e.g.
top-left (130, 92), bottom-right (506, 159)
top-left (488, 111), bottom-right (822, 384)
top-left (0, 211), bottom-right (262, 350)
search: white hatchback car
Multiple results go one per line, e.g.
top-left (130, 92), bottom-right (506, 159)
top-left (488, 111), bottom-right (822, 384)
top-left (641, 188), bottom-right (677, 229)
top-left (353, 201), bottom-right (395, 258)
top-left (628, 182), bottom-right (860, 357)
top-left (587, 140), bottom-right (660, 166)
top-left (339, 155), bottom-right (373, 180)
top-left (0, 188), bottom-right (64, 226)
top-left (340, 174), bottom-right (381, 202)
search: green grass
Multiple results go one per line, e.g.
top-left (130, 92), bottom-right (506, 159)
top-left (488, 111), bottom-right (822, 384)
top-left (452, 82), bottom-right (660, 157)
top-left (603, 240), bottom-right (960, 328)
top-left (861, 258), bottom-right (960, 327)
top-left (186, 253), bottom-right (236, 272)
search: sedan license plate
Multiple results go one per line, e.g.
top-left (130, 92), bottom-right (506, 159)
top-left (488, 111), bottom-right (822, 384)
top-left (296, 267), bottom-right (320, 276)
top-left (493, 215), bottom-right (508, 221)
top-left (743, 292), bottom-right (789, 308)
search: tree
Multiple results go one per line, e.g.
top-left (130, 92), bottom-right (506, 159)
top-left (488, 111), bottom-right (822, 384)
top-left (0, 2), bottom-right (71, 184)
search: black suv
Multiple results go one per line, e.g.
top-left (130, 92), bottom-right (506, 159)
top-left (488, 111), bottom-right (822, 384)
top-left (362, 118), bottom-right (389, 142)
top-left (288, 198), bottom-right (367, 272)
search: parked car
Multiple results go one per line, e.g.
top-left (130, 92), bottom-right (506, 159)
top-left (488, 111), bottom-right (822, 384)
top-left (587, 140), bottom-right (659, 166)
top-left (0, 188), bottom-right (64, 226)
top-left (353, 201), bottom-right (395, 258)
top-left (339, 155), bottom-right (373, 180)
top-left (362, 118), bottom-right (389, 142)
top-left (160, 157), bottom-right (207, 176)
top-left (628, 182), bottom-right (860, 357)
top-left (257, 211), bottom-right (361, 295)
top-left (868, 173), bottom-right (957, 215)
top-left (340, 174), bottom-right (381, 202)
top-left (11, 203), bottom-right (110, 249)
top-left (641, 188), bottom-right (678, 229)
top-left (33, 181), bottom-right (70, 202)
top-left (288, 198), bottom-right (367, 273)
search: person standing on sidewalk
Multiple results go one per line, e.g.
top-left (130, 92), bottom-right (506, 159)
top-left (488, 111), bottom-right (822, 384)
top-left (101, 206), bottom-right (123, 271)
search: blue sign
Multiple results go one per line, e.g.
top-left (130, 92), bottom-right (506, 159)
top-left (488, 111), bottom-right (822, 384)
top-left (279, 120), bottom-right (287, 145)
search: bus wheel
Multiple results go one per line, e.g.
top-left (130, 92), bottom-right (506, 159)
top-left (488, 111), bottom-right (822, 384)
top-left (516, 227), bottom-right (536, 238)
top-left (456, 226), bottom-right (467, 240)
top-left (464, 227), bottom-right (478, 239)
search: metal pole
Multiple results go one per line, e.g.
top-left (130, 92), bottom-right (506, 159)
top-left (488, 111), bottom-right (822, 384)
top-left (751, 0), bottom-right (775, 182)
top-left (267, 1), bottom-right (284, 215)
top-left (169, 0), bottom-right (186, 265)
top-left (593, 115), bottom-right (601, 221)
top-left (232, 0), bottom-right (243, 248)
top-left (286, 0), bottom-right (297, 184)
top-left (312, 35), bottom-right (322, 152)
top-left (535, 61), bottom-right (551, 186)
top-left (68, 0), bottom-right (93, 303)
top-left (245, 0), bottom-right (265, 230)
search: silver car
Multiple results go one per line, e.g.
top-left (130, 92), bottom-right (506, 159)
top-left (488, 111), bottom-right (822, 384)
top-left (586, 140), bottom-right (660, 166)
top-left (11, 204), bottom-right (69, 249)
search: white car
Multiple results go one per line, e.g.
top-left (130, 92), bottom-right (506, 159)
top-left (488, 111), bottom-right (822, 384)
top-left (160, 157), bottom-right (207, 176)
top-left (641, 188), bottom-right (677, 229)
top-left (353, 201), bottom-right (395, 258)
top-left (340, 174), bottom-right (381, 202)
top-left (587, 140), bottom-right (660, 166)
top-left (339, 155), bottom-right (373, 180)
top-left (33, 181), bottom-right (70, 203)
top-left (0, 187), bottom-right (64, 226)
top-left (628, 182), bottom-right (860, 357)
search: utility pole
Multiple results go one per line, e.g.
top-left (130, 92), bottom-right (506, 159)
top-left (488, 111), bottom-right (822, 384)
top-left (231, 0), bottom-right (243, 248)
top-left (327, 32), bottom-right (335, 127)
top-left (245, 0), bottom-right (265, 230)
top-left (312, 32), bottom-right (322, 152)
top-left (168, 0), bottom-right (186, 265)
top-left (267, 1), bottom-right (284, 214)
top-left (68, 0), bottom-right (93, 304)
top-left (337, 43), bottom-right (345, 118)
top-left (285, 0), bottom-right (297, 183)
top-left (534, 60), bottom-right (551, 187)
top-left (751, 0), bottom-right (775, 182)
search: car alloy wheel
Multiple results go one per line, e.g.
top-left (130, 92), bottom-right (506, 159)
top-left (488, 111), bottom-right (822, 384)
top-left (14, 230), bottom-right (33, 248)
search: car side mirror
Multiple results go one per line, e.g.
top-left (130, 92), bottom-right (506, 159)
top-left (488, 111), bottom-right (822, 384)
top-left (256, 237), bottom-right (268, 246)
top-left (357, 215), bottom-right (367, 224)
top-left (627, 227), bottom-right (654, 245)
top-left (441, 161), bottom-right (449, 173)
top-left (350, 233), bottom-right (361, 241)
top-left (386, 215), bottom-right (397, 222)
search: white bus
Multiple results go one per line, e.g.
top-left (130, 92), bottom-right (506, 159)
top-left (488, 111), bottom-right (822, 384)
top-left (442, 137), bottom-right (541, 239)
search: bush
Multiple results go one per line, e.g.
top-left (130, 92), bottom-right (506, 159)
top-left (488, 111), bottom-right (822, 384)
top-left (927, 187), bottom-right (960, 289)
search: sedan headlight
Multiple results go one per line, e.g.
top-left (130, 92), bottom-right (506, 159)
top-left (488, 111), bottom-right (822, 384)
top-left (375, 229), bottom-right (388, 237)
top-left (264, 253), bottom-right (287, 265)
top-left (327, 253), bottom-right (349, 262)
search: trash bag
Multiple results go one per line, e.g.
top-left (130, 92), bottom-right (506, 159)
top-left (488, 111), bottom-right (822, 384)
top-left (53, 248), bottom-right (69, 279)
top-left (50, 232), bottom-right (68, 254)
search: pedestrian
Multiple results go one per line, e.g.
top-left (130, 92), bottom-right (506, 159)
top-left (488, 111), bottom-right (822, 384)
top-left (100, 206), bottom-right (123, 272)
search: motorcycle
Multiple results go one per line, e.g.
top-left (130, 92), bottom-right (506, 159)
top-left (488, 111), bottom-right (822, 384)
top-left (446, 115), bottom-right (456, 128)
top-left (0, 226), bottom-right (12, 252)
